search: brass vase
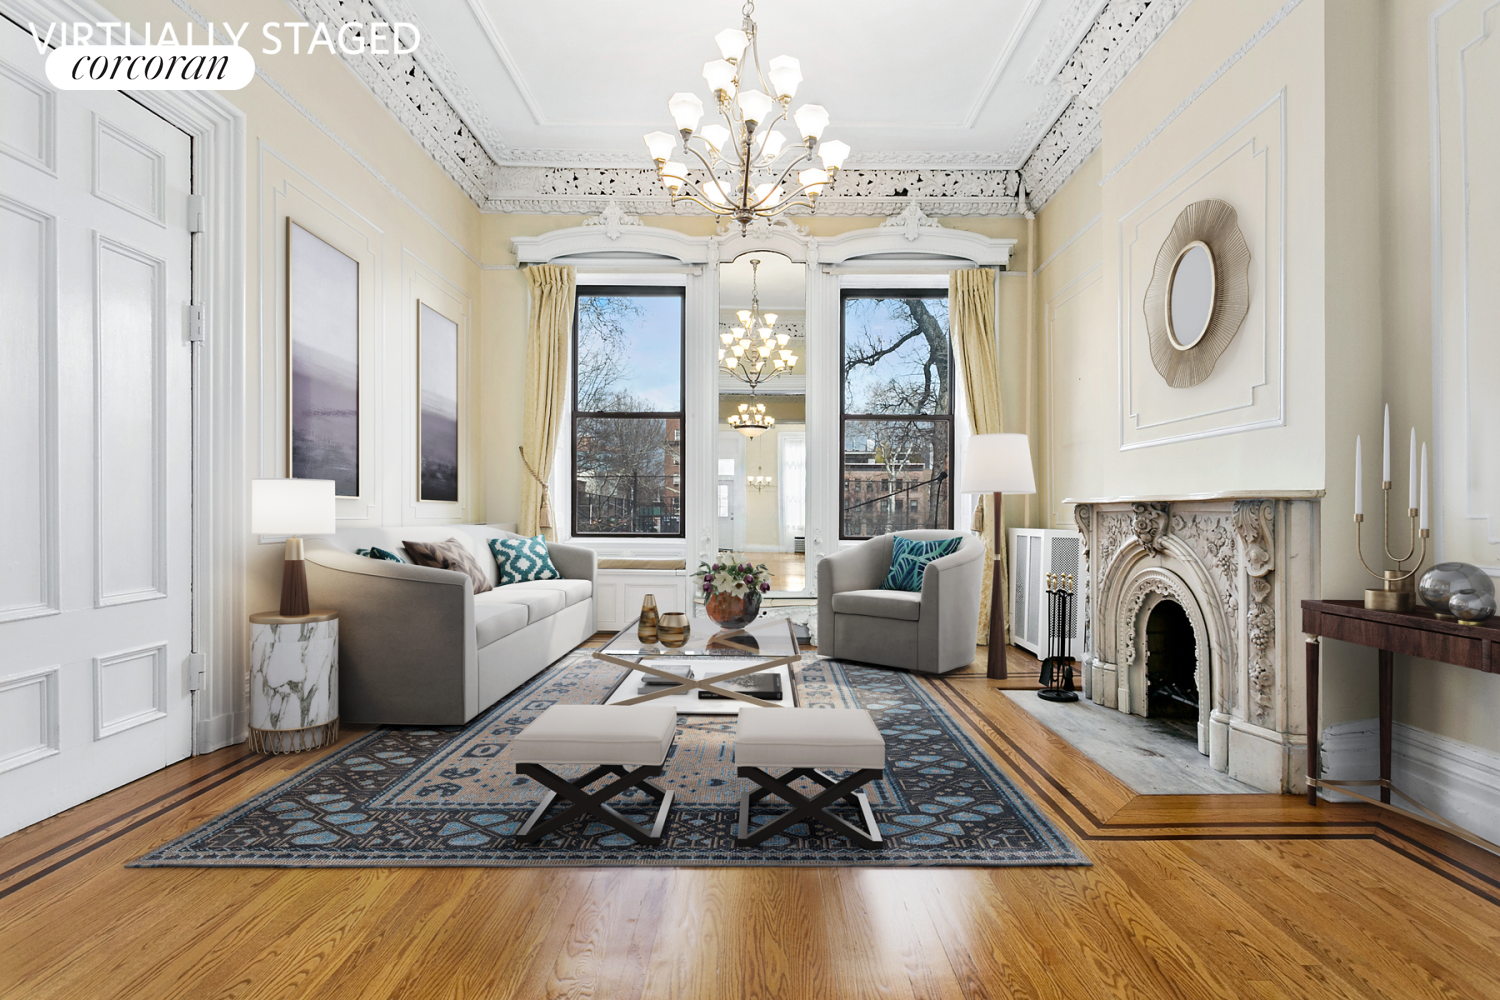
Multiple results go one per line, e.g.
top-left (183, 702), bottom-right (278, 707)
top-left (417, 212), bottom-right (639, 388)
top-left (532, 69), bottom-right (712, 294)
top-left (637, 594), bottom-right (659, 643)
top-left (657, 612), bottom-right (690, 648)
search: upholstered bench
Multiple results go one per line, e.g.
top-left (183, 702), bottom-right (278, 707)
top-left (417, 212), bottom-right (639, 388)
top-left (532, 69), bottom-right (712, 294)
top-left (512, 704), bottom-right (678, 846)
top-left (734, 707), bottom-right (886, 848)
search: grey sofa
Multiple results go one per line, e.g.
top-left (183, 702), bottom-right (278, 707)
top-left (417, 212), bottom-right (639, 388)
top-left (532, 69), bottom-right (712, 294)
top-left (816, 530), bottom-right (984, 675)
top-left (304, 525), bottom-right (595, 725)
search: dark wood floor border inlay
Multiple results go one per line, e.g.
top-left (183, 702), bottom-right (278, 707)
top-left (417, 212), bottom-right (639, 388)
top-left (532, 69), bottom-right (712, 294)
top-left (931, 678), bottom-right (1500, 906)
top-left (0, 751), bottom-right (277, 900)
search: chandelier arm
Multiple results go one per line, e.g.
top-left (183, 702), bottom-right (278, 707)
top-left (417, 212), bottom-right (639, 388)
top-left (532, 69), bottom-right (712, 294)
top-left (765, 150), bottom-right (816, 192)
top-left (669, 191), bottom-right (724, 214)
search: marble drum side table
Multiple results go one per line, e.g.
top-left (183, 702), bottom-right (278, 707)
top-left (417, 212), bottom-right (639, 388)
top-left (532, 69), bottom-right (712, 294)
top-left (248, 610), bottom-right (339, 753)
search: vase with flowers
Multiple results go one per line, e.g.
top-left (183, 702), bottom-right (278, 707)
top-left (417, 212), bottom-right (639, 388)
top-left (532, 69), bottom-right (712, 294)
top-left (696, 554), bottom-right (772, 630)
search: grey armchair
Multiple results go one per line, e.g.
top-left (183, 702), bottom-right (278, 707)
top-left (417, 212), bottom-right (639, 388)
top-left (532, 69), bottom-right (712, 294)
top-left (816, 530), bottom-right (985, 674)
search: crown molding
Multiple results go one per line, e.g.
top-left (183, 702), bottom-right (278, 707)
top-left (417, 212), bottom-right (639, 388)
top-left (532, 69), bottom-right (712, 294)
top-left (292, 0), bottom-right (1190, 214)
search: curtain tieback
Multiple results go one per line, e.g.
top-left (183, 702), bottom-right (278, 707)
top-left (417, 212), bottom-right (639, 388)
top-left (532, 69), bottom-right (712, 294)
top-left (518, 447), bottom-right (553, 531)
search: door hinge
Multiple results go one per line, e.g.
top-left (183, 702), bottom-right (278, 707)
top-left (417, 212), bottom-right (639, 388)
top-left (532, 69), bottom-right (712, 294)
top-left (187, 194), bottom-right (206, 234)
top-left (188, 303), bottom-right (205, 342)
top-left (187, 652), bottom-right (206, 691)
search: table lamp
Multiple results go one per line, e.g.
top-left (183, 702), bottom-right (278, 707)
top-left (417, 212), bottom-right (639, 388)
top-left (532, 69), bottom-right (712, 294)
top-left (251, 478), bottom-right (335, 617)
top-left (960, 434), bottom-right (1036, 680)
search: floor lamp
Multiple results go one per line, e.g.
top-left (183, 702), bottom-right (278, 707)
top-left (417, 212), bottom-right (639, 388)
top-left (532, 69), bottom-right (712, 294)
top-left (960, 434), bottom-right (1037, 680)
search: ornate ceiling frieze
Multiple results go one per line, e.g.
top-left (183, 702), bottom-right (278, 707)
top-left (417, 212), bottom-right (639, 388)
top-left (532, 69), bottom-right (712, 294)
top-left (296, 0), bottom-right (1189, 216)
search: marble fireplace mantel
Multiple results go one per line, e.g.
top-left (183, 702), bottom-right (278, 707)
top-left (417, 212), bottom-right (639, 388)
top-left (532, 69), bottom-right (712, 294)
top-left (1066, 494), bottom-right (1321, 794)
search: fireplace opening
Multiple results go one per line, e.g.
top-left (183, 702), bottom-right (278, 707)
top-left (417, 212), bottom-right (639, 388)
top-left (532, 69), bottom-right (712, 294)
top-left (1145, 600), bottom-right (1199, 720)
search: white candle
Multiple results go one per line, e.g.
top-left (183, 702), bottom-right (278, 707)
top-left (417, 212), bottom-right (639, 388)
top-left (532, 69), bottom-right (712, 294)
top-left (1408, 427), bottom-right (1418, 508)
top-left (1355, 436), bottom-right (1363, 516)
top-left (1382, 405), bottom-right (1391, 483)
top-left (1420, 442), bottom-right (1428, 529)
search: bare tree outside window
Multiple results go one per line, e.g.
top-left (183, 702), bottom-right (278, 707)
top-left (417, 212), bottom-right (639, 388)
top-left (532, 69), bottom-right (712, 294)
top-left (841, 292), bottom-right (953, 538)
top-left (572, 288), bottom-right (684, 536)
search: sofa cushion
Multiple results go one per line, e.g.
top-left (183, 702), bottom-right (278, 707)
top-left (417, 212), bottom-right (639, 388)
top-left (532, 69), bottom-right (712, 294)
top-left (494, 578), bottom-right (591, 608)
top-left (881, 534), bottom-right (963, 592)
top-left (356, 546), bottom-right (405, 563)
top-left (832, 589), bottom-right (922, 621)
top-left (474, 602), bottom-right (528, 647)
top-left (404, 538), bottom-right (494, 594)
top-left (489, 535), bottom-right (561, 586)
top-left (477, 586), bottom-right (564, 623)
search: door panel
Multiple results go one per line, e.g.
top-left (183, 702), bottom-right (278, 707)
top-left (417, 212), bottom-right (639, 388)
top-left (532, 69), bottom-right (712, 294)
top-left (0, 22), bottom-right (193, 837)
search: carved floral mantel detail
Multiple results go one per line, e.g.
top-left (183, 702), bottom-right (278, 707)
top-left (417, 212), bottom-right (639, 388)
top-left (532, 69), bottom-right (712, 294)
top-left (1070, 494), bottom-right (1319, 794)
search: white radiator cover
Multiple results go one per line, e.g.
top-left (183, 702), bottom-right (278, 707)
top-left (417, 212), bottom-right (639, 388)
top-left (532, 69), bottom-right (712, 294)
top-left (1008, 528), bottom-right (1085, 658)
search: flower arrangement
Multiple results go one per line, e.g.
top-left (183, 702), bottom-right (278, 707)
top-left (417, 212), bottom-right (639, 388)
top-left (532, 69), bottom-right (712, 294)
top-left (695, 554), bottom-right (772, 629)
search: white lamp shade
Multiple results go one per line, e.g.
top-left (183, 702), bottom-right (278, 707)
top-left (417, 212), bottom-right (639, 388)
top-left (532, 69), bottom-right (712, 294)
top-left (798, 167), bottom-right (830, 193)
top-left (819, 138), bottom-right (850, 170)
top-left (767, 55), bottom-right (802, 98)
top-left (758, 130), bottom-right (787, 161)
top-left (643, 130), bottom-right (677, 161)
top-left (702, 59), bottom-right (737, 96)
top-left (714, 27), bottom-right (748, 62)
top-left (699, 123), bottom-right (730, 152)
top-left (251, 479), bottom-right (336, 535)
top-left (793, 104), bottom-right (829, 140)
top-left (960, 434), bottom-right (1036, 495)
top-left (737, 89), bottom-right (774, 125)
top-left (668, 92), bottom-right (704, 131)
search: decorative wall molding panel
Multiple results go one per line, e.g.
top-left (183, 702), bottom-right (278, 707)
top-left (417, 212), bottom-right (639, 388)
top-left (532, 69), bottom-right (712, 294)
top-left (1431, 0), bottom-right (1500, 574)
top-left (1117, 93), bottom-right (1286, 450)
top-left (1072, 495), bottom-right (1317, 793)
top-left (289, 0), bottom-right (1190, 215)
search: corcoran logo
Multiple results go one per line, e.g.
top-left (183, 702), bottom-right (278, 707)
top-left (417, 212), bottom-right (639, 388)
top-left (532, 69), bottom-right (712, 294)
top-left (31, 20), bottom-right (420, 91)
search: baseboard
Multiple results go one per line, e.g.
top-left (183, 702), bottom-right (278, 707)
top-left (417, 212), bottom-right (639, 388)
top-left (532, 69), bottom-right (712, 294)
top-left (196, 709), bottom-right (246, 754)
top-left (1320, 719), bottom-right (1500, 844)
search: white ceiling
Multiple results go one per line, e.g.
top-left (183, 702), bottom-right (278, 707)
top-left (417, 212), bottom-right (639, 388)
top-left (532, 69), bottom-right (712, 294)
top-left (719, 253), bottom-right (806, 311)
top-left (408, 0), bottom-right (1080, 163)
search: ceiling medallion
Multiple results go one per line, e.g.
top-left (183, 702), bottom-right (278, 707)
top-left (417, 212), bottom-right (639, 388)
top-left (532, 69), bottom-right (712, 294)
top-left (1142, 199), bottom-right (1251, 388)
top-left (644, 0), bottom-right (848, 230)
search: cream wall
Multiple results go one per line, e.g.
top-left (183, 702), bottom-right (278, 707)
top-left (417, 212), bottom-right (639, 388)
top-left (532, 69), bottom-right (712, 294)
top-left (1038, 0), bottom-right (1500, 757)
top-left (96, 0), bottom-right (486, 740)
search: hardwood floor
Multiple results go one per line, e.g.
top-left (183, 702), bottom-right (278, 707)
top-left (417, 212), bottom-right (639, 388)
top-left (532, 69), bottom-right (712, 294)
top-left (2, 643), bottom-right (1498, 999)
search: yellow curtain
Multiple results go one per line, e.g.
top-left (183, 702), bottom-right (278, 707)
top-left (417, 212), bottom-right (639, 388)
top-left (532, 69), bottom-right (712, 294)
top-left (950, 269), bottom-right (1007, 644)
top-left (520, 264), bottom-right (576, 540)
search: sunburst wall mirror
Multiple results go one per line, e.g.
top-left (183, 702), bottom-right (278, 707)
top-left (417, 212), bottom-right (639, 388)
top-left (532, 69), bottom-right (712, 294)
top-left (1143, 198), bottom-right (1250, 388)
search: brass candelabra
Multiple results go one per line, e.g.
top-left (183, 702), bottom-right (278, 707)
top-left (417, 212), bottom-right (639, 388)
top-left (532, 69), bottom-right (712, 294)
top-left (1355, 479), bottom-right (1428, 611)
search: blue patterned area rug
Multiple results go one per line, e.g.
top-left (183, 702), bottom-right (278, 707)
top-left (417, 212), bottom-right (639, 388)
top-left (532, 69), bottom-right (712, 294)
top-left (131, 652), bottom-right (1088, 868)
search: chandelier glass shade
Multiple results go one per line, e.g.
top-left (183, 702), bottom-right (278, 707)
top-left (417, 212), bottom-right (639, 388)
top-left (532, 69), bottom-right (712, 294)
top-left (728, 402), bottom-right (774, 438)
top-left (720, 259), bottom-right (799, 392)
top-left (748, 467), bottom-right (774, 491)
top-left (644, 1), bottom-right (847, 229)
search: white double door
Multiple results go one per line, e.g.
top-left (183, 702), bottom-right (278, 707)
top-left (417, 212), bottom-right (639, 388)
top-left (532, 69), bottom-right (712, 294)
top-left (0, 22), bottom-right (194, 838)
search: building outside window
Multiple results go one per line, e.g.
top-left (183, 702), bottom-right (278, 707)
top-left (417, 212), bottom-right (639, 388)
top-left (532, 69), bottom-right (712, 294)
top-left (840, 290), bottom-right (953, 539)
top-left (572, 286), bottom-right (684, 537)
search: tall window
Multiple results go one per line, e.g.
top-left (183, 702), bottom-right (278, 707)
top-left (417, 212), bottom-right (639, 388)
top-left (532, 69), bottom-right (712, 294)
top-left (840, 290), bottom-right (953, 539)
top-left (572, 286), bottom-right (684, 537)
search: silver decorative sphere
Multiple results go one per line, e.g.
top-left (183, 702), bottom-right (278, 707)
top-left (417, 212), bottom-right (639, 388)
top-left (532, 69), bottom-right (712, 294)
top-left (1418, 562), bottom-right (1494, 616)
top-left (1450, 589), bottom-right (1497, 624)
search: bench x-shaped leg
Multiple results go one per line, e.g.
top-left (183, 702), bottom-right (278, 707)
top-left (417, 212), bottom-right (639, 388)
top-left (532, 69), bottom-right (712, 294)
top-left (736, 766), bottom-right (884, 849)
top-left (516, 762), bottom-right (674, 846)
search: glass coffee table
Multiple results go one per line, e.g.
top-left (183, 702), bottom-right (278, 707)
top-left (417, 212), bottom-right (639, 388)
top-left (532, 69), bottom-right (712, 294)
top-left (597, 613), bottom-right (799, 713)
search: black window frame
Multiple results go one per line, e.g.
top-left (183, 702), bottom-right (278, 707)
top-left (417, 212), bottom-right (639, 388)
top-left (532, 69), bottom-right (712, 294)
top-left (839, 288), bottom-right (954, 540)
top-left (571, 284), bottom-right (687, 539)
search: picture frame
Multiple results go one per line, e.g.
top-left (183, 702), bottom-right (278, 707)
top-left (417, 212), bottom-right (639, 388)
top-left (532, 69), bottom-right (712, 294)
top-left (417, 301), bottom-right (460, 503)
top-left (287, 219), bottom-right (360, 497)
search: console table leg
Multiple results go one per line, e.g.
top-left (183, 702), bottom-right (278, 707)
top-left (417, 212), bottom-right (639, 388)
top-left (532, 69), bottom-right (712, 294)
top-left (1379, 648), bottom-right (1394, 805)
top-left (1306, 637), bottom-right (1320, 806)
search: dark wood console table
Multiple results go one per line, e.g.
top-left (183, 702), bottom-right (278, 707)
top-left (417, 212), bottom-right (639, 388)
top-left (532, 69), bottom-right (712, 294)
top-left (1302, 599), bottom-right (1499, 852)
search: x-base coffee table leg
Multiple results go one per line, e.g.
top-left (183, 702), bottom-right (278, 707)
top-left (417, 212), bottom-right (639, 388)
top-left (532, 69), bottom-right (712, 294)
top-left (736, 766), bottom-right (884, 848)
top-left (597, 650), bottom-right (799, 709)
top-left (516, 762), bottom-right (674, 846)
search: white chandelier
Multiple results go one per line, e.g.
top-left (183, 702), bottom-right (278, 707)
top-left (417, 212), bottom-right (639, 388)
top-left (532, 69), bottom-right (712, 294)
top-left (728, 402), bottom-right (774, 438)
top-left (643, 1), bottom-right (849, 230)
top-left (720, 259), bottom-right (799, 390)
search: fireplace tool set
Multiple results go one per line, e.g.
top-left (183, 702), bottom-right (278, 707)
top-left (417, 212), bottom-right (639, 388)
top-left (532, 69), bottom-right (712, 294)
top-left (1038, 573), bottom-right (1079, 703)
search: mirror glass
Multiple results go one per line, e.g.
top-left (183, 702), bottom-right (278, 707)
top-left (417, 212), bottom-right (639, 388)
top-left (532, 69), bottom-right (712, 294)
top-left (1167, 242), bottom-right (1214, 349)
top-left (717, 252), bottom-right (808, 594)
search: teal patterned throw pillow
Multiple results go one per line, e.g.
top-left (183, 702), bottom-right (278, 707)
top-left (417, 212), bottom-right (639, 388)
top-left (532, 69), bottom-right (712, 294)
top-left (489, 535), bottom-right (561, 586)
top-left (356, 546), bottom-right (404, 563)
top-left (881, 535), bottom-right (963, 592)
